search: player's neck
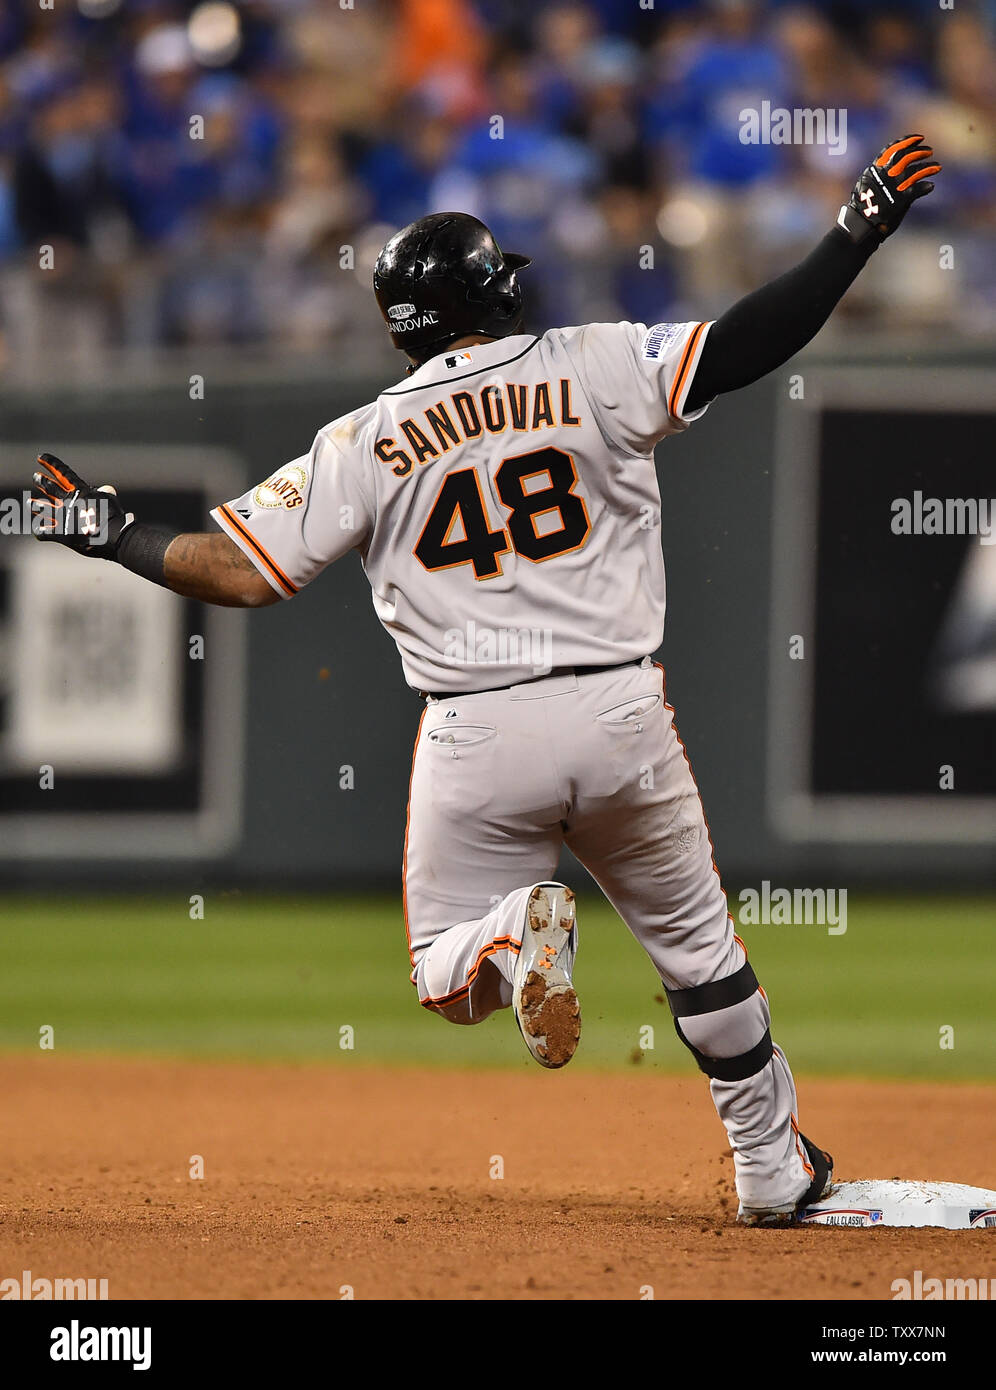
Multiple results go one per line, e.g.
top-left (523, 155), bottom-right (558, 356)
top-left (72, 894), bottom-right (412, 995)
top-left (448, 335), bottom-right (497, 351)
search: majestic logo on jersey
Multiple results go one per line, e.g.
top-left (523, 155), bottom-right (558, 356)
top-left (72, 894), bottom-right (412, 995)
top-left (642, 322), bottom-right (684, 360)
top-left (388, 310), bottom-right (439, 335)
top-left (388, 303), bottom-right (416, 320)
top-left (253, 464), bottom-right (308, 510)
top-left (445, 351), bottom-right (473, 368)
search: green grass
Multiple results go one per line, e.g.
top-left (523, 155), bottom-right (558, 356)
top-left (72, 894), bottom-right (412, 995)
top-left (0, 893), bottom-right (992, 1080)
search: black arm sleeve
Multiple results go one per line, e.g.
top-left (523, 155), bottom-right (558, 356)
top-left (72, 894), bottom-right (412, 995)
top-left (684, 228), bottom-right (877, 415)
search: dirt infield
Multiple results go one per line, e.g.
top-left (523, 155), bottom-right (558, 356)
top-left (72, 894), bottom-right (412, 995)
top-left (0, 1056), bottom-right (992, 1301)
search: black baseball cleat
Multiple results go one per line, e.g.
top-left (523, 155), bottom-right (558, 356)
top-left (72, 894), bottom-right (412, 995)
top-left (736, 1133), bottom-right (834, 1227)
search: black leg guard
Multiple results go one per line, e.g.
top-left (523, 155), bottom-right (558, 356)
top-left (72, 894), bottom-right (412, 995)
top-left (667, 960), bottom-right (773, 1081)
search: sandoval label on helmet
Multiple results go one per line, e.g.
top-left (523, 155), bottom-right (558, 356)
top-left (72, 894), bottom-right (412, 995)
top-left (388, 310), bottom-right (440, 335)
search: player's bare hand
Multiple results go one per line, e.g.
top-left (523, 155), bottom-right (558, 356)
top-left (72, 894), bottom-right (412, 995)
top-left (836, 135), bottom-right (942, 245)
top-left (31, 453), bottom-right (133, 558)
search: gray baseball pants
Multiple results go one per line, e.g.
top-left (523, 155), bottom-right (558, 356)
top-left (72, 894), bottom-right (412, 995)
top-left (402, 657), bottom-right (815, 1209)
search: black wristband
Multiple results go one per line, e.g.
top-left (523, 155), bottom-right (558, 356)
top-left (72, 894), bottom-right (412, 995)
top-left (114, 523), bottom-right (178, 585)
top-left (833, 202), bottom-right (882, 249)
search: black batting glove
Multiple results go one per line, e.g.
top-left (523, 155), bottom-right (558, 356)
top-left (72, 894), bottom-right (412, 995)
top-left (836, 135), bottom-right (942, 246)
top-left (31, 453), bottom-right (134, 558)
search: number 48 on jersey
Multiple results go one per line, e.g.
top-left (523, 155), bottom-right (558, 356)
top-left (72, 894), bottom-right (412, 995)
top-left (413, 446), bottom-right (591, 580)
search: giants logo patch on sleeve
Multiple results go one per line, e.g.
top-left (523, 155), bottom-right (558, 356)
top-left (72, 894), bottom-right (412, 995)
top-left (642, 322), bottom-right (684, 360)
top-left (253, 464), bottom-right (308, 509)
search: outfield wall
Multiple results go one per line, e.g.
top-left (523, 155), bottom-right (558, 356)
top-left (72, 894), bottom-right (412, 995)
top-left (1, 340), bottom-right (993, 889)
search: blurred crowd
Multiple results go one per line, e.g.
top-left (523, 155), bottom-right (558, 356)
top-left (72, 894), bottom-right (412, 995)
top-left (0, 0), bottom-right (993, 381)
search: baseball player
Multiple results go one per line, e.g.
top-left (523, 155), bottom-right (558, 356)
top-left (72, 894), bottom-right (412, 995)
top-left (30, 136), bottom-right (940, 1225)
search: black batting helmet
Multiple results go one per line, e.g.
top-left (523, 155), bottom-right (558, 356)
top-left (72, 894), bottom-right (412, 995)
top-left (373, 212), bottom-right (531, 362)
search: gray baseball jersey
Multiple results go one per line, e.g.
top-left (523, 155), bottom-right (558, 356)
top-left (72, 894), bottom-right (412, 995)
top-left (211, 321), bottom-right (712, 692)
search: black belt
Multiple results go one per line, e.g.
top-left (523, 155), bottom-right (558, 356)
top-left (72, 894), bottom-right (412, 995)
top-left (422, 656), bottom-right (647, 702)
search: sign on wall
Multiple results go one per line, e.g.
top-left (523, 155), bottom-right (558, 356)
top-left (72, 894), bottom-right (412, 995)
top-left (7, 544), bottom-right (183, 774)
top-left (0, 445), bottom-right (247, 859)
top-left (768, 369), bottom-right (996, 844)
